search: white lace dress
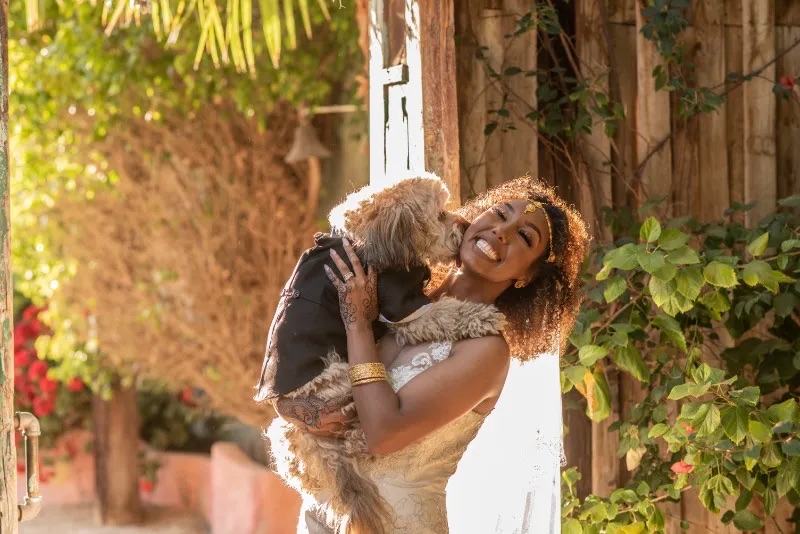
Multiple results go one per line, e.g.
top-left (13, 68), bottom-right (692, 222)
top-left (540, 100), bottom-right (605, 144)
top-left (299, 341), bottom-right (488, 533)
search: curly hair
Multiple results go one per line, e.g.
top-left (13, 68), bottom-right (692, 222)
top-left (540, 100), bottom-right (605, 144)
top-left (431, 177), bottom-right (590, 359)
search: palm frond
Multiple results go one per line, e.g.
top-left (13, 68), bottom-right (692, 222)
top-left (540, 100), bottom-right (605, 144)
top-left (25, 0), bottom-right (334, 73)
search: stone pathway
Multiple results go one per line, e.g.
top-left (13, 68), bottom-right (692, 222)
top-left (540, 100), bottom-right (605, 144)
top-left (19, 503), bottom-right (209, 534)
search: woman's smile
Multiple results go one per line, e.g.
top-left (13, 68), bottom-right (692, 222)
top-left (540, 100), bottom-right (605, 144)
top-left (475, 237), bottom-right (500, 262)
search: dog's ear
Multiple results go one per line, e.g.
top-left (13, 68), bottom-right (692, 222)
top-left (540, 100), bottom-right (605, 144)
top-left (328, 174), bottom-right (450, 269)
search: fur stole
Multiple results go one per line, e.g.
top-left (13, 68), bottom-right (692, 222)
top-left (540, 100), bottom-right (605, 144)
top-left (267, 297), bottom-right (505, 533)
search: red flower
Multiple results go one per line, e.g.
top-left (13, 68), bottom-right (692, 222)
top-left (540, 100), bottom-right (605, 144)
top-left (14, 348), bottom-right (35, 367)
top-left (22, 305), bottom-right (44, 321)
top-left (670, 461), bottom-right (695, 474)
top-left (679, 422), bottom-right (694, 434)
top-left (39, 378), bottom-right (59, 394)
top-left (17, 462), bottom-right (26, 474)
top-left (139, 480), bottom-right (154, 493)
top-left (780, 75), bottom-right (797, 90)
top-left (32, 396), bottom-right (55, 418)
top-left (66, 377), bottom-right (85, 392)
top-left (179, 387), bottom-right (194, 406)
top-left (27, 360), bottom-right (48, 380)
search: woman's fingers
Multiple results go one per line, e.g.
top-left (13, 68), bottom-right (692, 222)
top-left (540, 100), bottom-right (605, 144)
top-left (341, 238), bottom-right (367, 279)
top-left (323, 264), bottom-right (344, 291)
top-left (328, 248), bottom-right (354, 281)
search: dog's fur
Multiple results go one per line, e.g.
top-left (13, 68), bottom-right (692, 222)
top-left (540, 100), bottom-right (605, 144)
top-left (264, 174), bottom-right (506, 533)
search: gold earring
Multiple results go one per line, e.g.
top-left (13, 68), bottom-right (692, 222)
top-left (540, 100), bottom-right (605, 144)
top-left (514, 280), bottom-right (526, 289)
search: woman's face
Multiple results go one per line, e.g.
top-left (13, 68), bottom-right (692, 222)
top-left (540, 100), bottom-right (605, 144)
top-left (460, 199), bottom-right (551, 284)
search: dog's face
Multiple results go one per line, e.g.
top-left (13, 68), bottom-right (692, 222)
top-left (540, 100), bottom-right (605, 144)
top-left (329, 174), bottom-right (467, 269)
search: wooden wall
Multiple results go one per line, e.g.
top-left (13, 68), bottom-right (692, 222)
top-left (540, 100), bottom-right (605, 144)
top-left (451, 1), bottom-right (800, 532)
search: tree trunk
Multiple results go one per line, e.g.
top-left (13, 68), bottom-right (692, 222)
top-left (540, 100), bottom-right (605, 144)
top-left (93, 382), bottom-right (142, 526)
top-left (0, 3), bottom-right (17, 531)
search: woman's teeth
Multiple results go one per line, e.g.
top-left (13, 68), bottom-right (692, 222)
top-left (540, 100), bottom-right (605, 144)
top-left (476, 238), bottom-right (499, 261)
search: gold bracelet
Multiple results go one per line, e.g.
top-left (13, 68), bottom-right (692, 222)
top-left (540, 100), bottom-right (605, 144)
top-left (351, 376), bottom-right (388, 387)
top-left (348, 362), bottom-right (387, 383)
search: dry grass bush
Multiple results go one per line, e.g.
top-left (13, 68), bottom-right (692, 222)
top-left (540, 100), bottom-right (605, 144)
top-left (56, 104), bottom-right (314, 426)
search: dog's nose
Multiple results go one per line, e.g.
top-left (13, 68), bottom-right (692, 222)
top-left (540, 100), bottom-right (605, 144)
top-left (452, 214), bottom-right (470, 234)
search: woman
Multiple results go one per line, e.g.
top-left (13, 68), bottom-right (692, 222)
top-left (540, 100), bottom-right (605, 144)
top-left (287, 177), bottom-right (588, 533)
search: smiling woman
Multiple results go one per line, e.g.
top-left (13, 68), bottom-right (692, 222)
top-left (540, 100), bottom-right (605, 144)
top-left (275, 176), bottom-right (589, 533)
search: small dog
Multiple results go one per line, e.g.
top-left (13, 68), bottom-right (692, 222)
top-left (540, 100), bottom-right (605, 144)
top-left (255, 173), bottom-right (472, 533)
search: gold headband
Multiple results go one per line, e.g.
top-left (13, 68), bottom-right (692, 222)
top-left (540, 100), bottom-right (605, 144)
top-left (525, 201), bottom-right (556, 263)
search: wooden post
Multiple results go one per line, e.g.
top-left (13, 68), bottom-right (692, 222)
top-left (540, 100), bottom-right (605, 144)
top-left (576, 0), bottom-right (613, 239)
top-left (742, 0), bottom-right (776, 225)
top-left (0, 0), bottom-right (17, 529)
top-left (480, 4), bottom-right (505, 190)
top-left (635, 0), bottom-right (673, 209)
top-left (694, 0), bottom-right (730, 222)
top-left (93, 383), bottom-right (142, 525)
top-left (419, 0), bottom-right (460, 204)
top-left (454, 0), bottom-right (487, 202)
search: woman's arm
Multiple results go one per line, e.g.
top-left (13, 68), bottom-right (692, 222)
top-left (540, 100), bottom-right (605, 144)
top-left (325, 240), bottom-right (510, 455)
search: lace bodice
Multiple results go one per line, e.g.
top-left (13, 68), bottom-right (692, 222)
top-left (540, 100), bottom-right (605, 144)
top-left (363, 340), bottom-right (488, 488)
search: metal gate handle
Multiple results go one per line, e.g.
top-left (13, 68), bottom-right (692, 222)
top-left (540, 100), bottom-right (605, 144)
top-left (14, 412), bottom-right (43, 522)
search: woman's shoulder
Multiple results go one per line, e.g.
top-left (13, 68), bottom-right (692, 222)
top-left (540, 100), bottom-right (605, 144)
top-left (452, 334), bottom-right (510, 362)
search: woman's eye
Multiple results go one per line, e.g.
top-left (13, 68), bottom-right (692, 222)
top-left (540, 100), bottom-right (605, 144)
top-left (493, 207), bottom-right (507, 220)
top-left (519, 230), bottom-right (532, 246)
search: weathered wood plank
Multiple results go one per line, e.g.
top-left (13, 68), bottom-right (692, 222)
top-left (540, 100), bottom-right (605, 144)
top-left (671, 27), bottom-right (699, 219)
top-left (609, 22), bottom-right (637, 208)
top-left (607, 0), bottom-right (635, 25)
top-left (501, 0), bottom-right (538, 185)
top-left (742, 0), bottom-right (777, 224)
top-left (480, 6), bottom-right (505, 189)
top-left (0, 0), bottom-right (17, 529)
top-left (776, 26), bottom-right (800, 201)
top-left (454, 0), bottom-right (487, 201)
top-left (577, 0), bottom-right (613, 240)
top-left (728, 0), bottom-right (800, 27)
top-left (419, 0), bottom-right (460, 203)
top-left (368, 0), bottom-right (387, 183)
top-left (635, 0), bottom-right (673, 211)
top-left (726, 25), bottom-right (745, 223)
top-left (694, 0), bottom-right (730, 221)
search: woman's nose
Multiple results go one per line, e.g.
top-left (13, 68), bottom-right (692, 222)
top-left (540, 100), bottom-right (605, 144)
top-left (492, 226), bottom-right (509, 243)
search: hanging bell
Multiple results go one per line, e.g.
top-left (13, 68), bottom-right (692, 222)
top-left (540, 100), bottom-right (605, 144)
top-left (285, 123), bottom-right (332, 163)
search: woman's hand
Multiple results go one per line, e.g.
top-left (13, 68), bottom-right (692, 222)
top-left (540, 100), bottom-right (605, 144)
top-left (324, 238), bottom-right (379, 330)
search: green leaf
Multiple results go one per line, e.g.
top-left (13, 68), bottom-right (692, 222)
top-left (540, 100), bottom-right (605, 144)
top-left (651, 262), bottom-right (677, 282)
top-left (695, 403), bottom-right (721, 437)
top-left (648, 423), bottom-right (670, 438)
top-left (721, 406), bottom-right (748, 444)
top-left (761, 443), bottom-right (781, 469)
top-left (640, 216), bottom-right (662, 243)
top-left (667, 245), bottom-right (701, 265)
top-left (658, 228), bottom-right (690, 251)
top-left (747, 232), bottom-right (770, 257)
top-left (767, 399), bottom-right (799, 424)
top-left (637, 250), bottom-right (666, 274)
top-left (613, 345), bottom-right (650, 382)
top-left (742, 259), bottom-right (771, 286)
top-left (704, 261), bottom-right (738, 288)
top-left (675, 266), bottom-right (704, 300)
top-left (774, 292), bottom-right (799, 318)
top-left (782, 439), bottom-right (800, 457)
top-left (562, 518), bottom-right (581, 534)
top-left (781, 239), bottom-right (800, 252)
top-left (604, 243), bottom-right (642, 270)
top-left (648, 277), bottom-right (676, 308)
top-left (652, 314), bottom-right (688, 352)
top-left (778, 194), bottom-right (800, 207)
top-left (668, 382), bottom-right (710, 400)
top-left (732, 510), bottom-right (764, 531)
top-left (699, 291), bottom-right (731, 314)
top-left (564, 364), bottom-right (588, 387)
top-left (579, 345), bottom-right (609, 366)
top-left (749, 420), bottom-right (772, 444)
top-left (575, 367), bottom-right (612, 422)
top-left (596, 263), bottom-right (612, 281)
top-left (604, 275), bottom-right (627, 303)
top-left (730, 386), bottom-right (760, 407)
